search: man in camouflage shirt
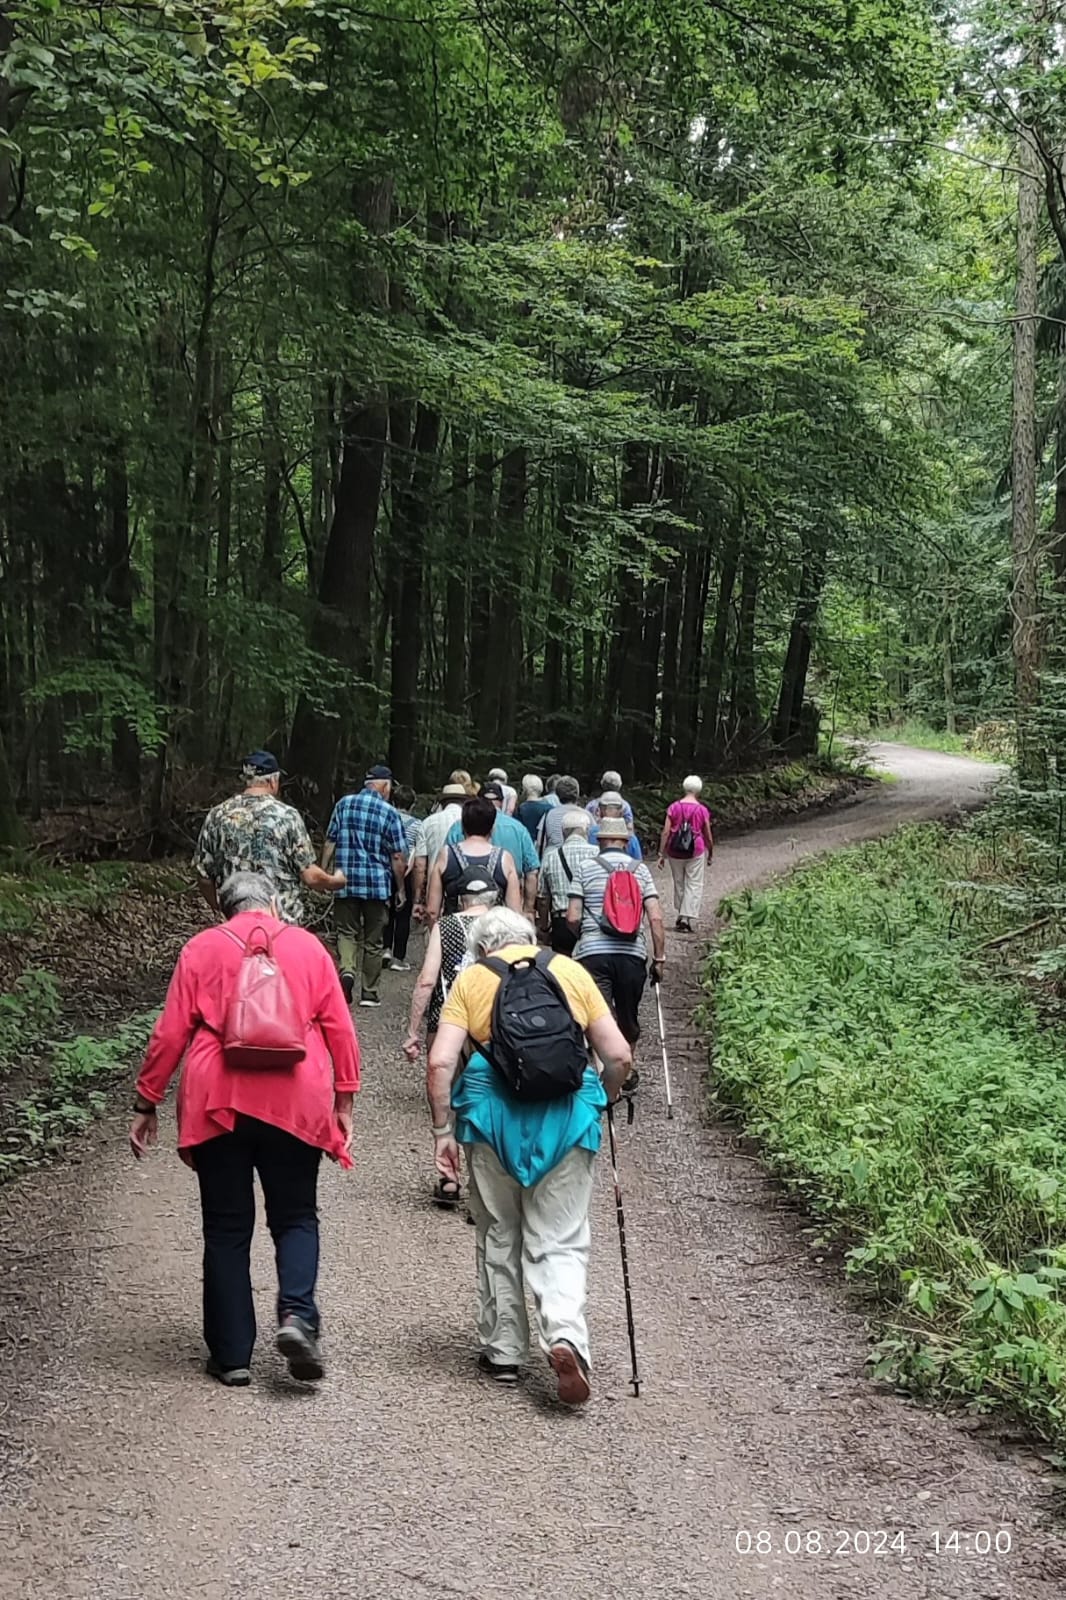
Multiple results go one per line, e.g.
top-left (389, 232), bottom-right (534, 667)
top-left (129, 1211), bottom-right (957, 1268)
top-left (194, 750), bottom-right (345, 923)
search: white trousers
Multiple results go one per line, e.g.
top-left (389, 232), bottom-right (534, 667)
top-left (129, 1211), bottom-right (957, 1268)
top-left (669, 851), bottom-right (706, 921)
top-left (464, 1142), bottom-right (595, 1368)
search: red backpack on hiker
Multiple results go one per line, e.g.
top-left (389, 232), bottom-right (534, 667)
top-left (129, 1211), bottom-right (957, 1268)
top-left (221, 924), bottom-right (307, 1070)
top-left (596, 855), bottom-right (644, 938)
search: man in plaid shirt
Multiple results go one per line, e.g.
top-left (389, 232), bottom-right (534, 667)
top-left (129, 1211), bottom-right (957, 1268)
top-left (326, 764), bottom-right (407, 1007)
top-left (537, 808), bottom-right (597, 954)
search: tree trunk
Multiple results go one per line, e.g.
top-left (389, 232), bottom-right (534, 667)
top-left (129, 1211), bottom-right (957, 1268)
top-left (773, 539), bottom-right (827, 748)
top-left (288, 176), bottom-right (392, 815)
top-left (443, 432), bottom-right (470, 751)
top-left (732, 535), bottom-right (763, 748)
top-left (1011, 52), bottom-right (1045, 781)
top-left (104, 446), bottom-right (141, 792)
top-left (389, 403), bottom-right (441, 780)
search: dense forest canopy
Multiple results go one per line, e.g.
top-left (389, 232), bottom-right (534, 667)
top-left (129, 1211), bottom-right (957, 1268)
top-left (0, 0), bottom-right (1061, 830)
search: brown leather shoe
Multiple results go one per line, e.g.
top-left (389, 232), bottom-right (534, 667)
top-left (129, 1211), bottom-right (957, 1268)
top-left (549, 1341), bottom-right (591, 1406)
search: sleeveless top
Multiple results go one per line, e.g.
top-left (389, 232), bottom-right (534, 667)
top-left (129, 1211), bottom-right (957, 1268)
top-left (441, 843), bottom-right (506, 913)
top-left (427, 912), bottom-right (474, 1034)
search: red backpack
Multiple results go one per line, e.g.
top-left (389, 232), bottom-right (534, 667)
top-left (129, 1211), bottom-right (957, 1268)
top-left (596, 855), bottom-right (644, 938)
top-left (221, 924), bottom-right (307, 1070)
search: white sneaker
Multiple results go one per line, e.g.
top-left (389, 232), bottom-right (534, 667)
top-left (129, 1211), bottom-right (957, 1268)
top-left (389, 960), bottom-right (411, 972)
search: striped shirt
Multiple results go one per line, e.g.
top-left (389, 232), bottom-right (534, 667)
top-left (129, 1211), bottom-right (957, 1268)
top-left (571, 850), bottom-right (657, 961)
top-left (539, 836), bottom-right (598, 914)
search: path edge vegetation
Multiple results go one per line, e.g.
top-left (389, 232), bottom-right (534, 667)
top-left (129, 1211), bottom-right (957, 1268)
top-left (705, 822), bottom-right (1066, 1451)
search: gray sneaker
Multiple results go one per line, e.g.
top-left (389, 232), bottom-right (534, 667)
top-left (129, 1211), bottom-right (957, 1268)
top-left (359, 994), bottom-right (381, 1008)
top-left (206, 1358), bottom-right (251, 1388)
top-left (276, 1315), bottom-right (324, 1382)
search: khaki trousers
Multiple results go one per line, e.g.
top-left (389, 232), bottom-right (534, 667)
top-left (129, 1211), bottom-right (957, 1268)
top-left (465, 1142), bottom-right (595, 1368)
top-left (669, 852), bottom-right (706, 922)
top-left (334, 897), bottom-right (388, 998)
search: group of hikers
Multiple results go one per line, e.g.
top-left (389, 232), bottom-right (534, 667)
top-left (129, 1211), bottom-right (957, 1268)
top-left (129, 750), bottom-right (714, 1408)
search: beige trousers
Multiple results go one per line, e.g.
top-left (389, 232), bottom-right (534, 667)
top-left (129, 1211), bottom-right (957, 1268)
top-left (464, 1142), bottom-right (595, 1368)
top-left (669, 851), bottom-right (706, 921)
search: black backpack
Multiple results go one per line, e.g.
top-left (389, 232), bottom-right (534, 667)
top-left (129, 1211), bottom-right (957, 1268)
top-left (670, 810), bottom-right (695, 858)
top-left (480, 950), bottom-right (588, 1101)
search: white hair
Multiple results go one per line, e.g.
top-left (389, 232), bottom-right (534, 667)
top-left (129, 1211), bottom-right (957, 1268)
top-left (602, 770), bottom-right (622, 791)
top-left (457, 885), bottom-right (501, 910)
top-left (521, 773), bottom-right (543, 798)
top-left (467, 907), bottom-right (536, 956)
top-left (488, 767), bottom-right (508, 784)
top-left (218, 871), bottom-right (277, 918)
top-left (683, 774), bottom-right (703, 795)
top-left (561, 807), bottom-right (591, 837)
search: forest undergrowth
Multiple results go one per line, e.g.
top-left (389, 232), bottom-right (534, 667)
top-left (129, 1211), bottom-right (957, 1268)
top-left (709, 821), bottom-right (1066, 1448)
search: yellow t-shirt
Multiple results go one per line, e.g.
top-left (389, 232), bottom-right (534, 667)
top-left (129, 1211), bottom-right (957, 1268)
top-left (440, 943), bottom-right (609, 1044)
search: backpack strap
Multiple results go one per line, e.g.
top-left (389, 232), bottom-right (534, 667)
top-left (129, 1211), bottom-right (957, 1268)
top-left (596, 852), bottom-right (633, 874)
top-left (478, 955), bottom-right (511, 980)
top-left (559, 844), bottom-right (576, 884)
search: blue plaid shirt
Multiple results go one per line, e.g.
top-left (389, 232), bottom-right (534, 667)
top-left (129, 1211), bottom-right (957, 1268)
top-left (327, 788), bottom-right (406, 901)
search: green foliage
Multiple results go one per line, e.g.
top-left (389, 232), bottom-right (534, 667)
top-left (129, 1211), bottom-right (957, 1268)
top-left (0, 1009), bottom-right (157, 1178)
top-left (0, 860), bottom-right (132, 933)
top-left (709, 824), bottom-right (1066, 1442)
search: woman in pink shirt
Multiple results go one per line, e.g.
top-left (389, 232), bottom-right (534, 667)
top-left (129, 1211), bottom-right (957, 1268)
top-left (657, 775), bottom-right (714, 932)
top-left (129, 871), bottom-right (360, 1388)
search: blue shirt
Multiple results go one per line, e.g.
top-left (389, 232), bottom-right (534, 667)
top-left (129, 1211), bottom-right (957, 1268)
top-left (452, 1051), bottom-right (605, 1186)
top-left (327, 788), bottom-right (406, 900)
top-left (589, 824), bottom-right (643, 861)
top-left (446, 811), bottom-right (539, 875)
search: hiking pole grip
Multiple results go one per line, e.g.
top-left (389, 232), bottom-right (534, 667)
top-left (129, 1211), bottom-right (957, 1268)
top-left (606, 1102), bottom-right (641, 1398)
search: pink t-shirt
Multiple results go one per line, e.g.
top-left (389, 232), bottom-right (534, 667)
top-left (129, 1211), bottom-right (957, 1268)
top-left (665, 799), bottom-right (713, 858)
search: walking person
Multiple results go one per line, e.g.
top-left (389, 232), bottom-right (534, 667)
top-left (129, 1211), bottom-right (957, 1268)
top-left (128, 872), bottom-right (359, 1387)
top-left (402, 866), bottom-right (501, 1206)
top-left (487, 767), bottom-right (518, 816)
top-left (516, 774), bottom-right (552, 843)
top-left (445, 782), bottom-right (541, 914)
top-left (589, 790), bottom-right (643, 860)
top-left (586, 770), bottom-right (634, 830)
top-left (426, 795), bottom-right (522, 922)
top-left (657, 775), bottom-right (714, 932)
top-left (384, 783), bottom-right (419, 972)
top-left (326, 764), bottom-right (407, 1008)
top-left (194, 750), bottom-right (345, 922)
top-left (427, 908), bottom-right (633, 1404)
top-left (538, 808), bottom-right (597, 953)
top-left (567, 815), bottom-right (665, 1088)
top-left (410, 780), bottom-right (467, 922)
top-left (536, 775), bottom-right (582, 854)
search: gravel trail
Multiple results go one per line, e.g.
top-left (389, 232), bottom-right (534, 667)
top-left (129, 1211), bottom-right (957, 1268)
top-left (3, 745), bottom-right (1065, 1600)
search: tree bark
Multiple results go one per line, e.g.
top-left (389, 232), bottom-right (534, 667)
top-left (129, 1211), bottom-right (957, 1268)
top-left (1011, 40), bottom-right (1046, 781)
top-left (104, 446), bottom-right (141, 792)
top-left (288, 176), bottom-right (392, 816)
top-left (389, 403), bottom-right (441, 781)
top-left (773, 539), bottom-right (827, 748)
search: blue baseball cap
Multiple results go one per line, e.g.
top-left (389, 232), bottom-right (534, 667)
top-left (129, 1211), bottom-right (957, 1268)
top-left (365, 763), bottom-right (394, 782)
top-left (241, 749), bottom-right (281, 777)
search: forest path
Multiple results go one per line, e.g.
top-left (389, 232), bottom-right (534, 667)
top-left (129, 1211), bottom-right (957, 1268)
top-left (3, 745), bottom-right (1065, 1600)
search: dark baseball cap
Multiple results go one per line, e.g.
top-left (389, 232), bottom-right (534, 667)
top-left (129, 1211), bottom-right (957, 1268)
top-left (456, 865), bottom-right (496, 896)
top-left (479, 781), bottom-right (505, 802)
top-left (241, 749), bottom-right (281, 777)
top-left (365, 763), bottom-right (394, 782)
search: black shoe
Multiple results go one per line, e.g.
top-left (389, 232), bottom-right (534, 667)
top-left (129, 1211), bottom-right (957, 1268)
top-left (340, 972), bottom-right (355, 1004)
top-left (276, 1314), bottom-right (324, 1381)
top-left (206, 1358), bottom-right (251, 1387)
top-left (675, 917), bottom-right (684, 931)
top-left (478, 1353), bottom-right (520, 1384)
top-left (359, 993), bottom-right (381, 1008)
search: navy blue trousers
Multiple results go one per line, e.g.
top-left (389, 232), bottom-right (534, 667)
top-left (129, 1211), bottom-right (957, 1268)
top-left (192, 1117), bottom-right (322, 1370)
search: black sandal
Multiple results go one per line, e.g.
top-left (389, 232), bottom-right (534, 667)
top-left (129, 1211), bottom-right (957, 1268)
top-left (432, 1177), bottom-right (461, 1209)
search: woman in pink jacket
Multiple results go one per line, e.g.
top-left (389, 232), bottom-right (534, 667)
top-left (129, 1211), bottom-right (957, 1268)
top-left (129, 871), bottom-right (360, 1388)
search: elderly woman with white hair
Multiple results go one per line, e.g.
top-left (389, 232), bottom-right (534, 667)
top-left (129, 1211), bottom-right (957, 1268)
top-left (427, 907), bottom-right (632, 1406)
top-left (128, 871), bottom-right (360, 1387)
top-left (657, 775), bottom-right (714, 932)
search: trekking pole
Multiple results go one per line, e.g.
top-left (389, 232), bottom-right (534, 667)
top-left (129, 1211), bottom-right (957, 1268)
top-left (606, 1101), bottom-right (641, 1398)
top-left (652, 973), bottom-right (675, 1119)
